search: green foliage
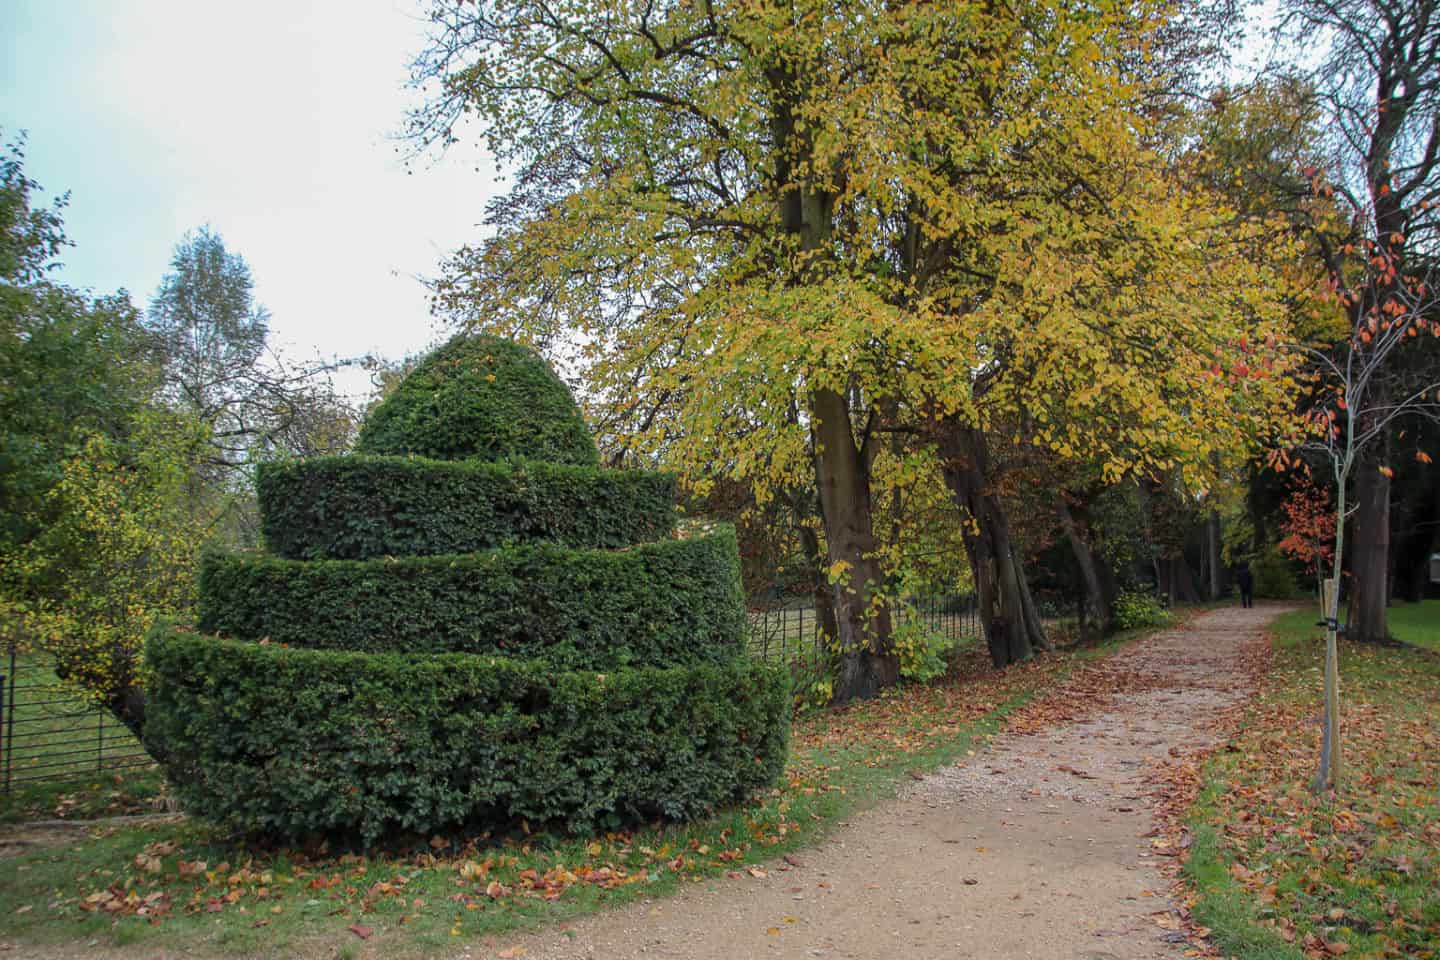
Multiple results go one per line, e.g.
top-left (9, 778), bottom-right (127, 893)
top-left (1, 138), bottom-right (162, 554)
top-left (1088, 485), bottom-right (1154, 589)
top-left (0, 140), bottom-right (217, 720)
top-left (0, 290), bottom-right (160, 552)
top-left (356, 334), bottom-right (597, 466)
top-left (1112, 590), bottom-right (1171, 631)
top-left (145, 626), bottom-right (789, 844)
top-left (146, 226), bottom-right (270, 415)
top-left (153, 332), bottom-right (787, 842)
top-left (4, 409), bottom-right (211, 709)
top-left (1250, 547), bottom-right (1302, 599)
top-left (197, 527), bottom-right (745, 668)
top-left (892, 619), bottom-right (949, 684)
top-left (0, 132), bottom-right (67, 286)
top-left (257, 456), bottom-right (676, 559)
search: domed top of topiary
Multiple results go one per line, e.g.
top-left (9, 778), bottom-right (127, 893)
top-left (355, 334), bottom-right (599, 465)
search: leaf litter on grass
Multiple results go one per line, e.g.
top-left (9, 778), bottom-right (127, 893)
top-left (4, 634), bottom-right (1127, 954)
top-left (1157, 611), bottom-right (1440, 959)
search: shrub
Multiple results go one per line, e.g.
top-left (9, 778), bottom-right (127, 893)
top-left (1250, 548), bottom-right (1303, 599)
top-left (355, 334), bottom-right (598, 465)
top-left (197, 527), bottom-right (745, 668)
top-left (1113, 590), bottom-right (1171, 630)
top-left (148, 334), bottom-right (789, 845)
top-left (893, 619), bottom-right (949, 683)
top-left (145, 626), bottom-right (790, 844)
top-left (257, 456), bottom-right (676, 560)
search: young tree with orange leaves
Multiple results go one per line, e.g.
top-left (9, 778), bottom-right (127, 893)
top-left (1272, 0), bottom-right (1440, 789)
top-left (1276, 481), bottom-right (1337, 591)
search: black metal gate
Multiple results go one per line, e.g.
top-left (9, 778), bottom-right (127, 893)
top-left (2, 642), bottom-right (150, 794)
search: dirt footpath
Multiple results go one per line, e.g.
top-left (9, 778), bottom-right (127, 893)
top-left (466, 605), bottom-right (1282, 960)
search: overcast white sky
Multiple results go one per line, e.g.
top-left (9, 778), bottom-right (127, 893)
top-left (1, 1), bottom-right (500, 399)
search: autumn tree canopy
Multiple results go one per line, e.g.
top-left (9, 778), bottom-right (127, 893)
top-left (412, 0), bottom-right (1301, 698)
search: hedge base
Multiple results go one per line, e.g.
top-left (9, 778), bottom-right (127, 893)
top-left (146, 626), bottom-right (790, 844)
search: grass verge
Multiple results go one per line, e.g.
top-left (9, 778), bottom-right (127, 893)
top-left (1388, 598), bottom-right (1439, 652)
top-left (1182, 608), bottom-right (1440, 958)
top-left (0, 627), bottom-right (1142, 959)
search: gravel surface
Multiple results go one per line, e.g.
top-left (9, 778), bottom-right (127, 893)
top-left (456, 605), bottom-right (1281, 960)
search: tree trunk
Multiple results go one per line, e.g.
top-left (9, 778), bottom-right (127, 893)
top-left (1156, 554), bottom-right (1201, 605)
top-left (958, 497), bottom-right (1004, 667)
top-left (109, 684), bottom-right (155, 758)
top-left (1206, 510), bottom-right (1223, 601)
top-left (1348, 438), bottom-right (1392, 643)
top-left (768, 73), bottom-right (893, 699)
top-left (796, 519), bottom-right (840, 646)
top-left (1057, 494), bottom-right (1114, 637)
top-left (812, 387), bottom-right (896, 702)
top-left (937, 422), bottom-right (1048, 666)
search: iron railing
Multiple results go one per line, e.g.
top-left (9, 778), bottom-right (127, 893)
top-left (746, 593), bottom-right (979, 665)
top-left (2, 644), bottom-right (151, 794)
top-left (1, 595), bottom-right (979, 792)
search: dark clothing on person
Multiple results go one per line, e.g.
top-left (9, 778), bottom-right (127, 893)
top-left (1236, 565), bottom-right (1254, 609)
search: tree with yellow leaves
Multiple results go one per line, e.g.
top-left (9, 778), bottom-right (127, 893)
top-left (412, 0), bottom-right (1300, 698)
top-left (3, 408), bottom-right (212, 739)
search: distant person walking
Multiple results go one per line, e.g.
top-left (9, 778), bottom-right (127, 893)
top-left (1235, 562), bottom-right (1254, 609)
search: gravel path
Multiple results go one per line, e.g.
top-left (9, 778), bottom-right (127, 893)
top-left (461, 605), bottom-right (1283, 960)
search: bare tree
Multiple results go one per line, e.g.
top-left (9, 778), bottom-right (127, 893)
top-left (146, 227), bottom-right (360, 493)
top-left (1279, 0), bottom-right (1440, 647)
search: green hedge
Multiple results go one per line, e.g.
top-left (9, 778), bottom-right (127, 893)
top-left (145, 628), bottom-right (790, 843)
top-left (257, 456), bottom-right (677, 560)
top-left (197, 527), bottom-right (745, 668)
top-left (356, 334), bottom-right (599, 466)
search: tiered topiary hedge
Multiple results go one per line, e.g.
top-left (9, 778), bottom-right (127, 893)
top-left (195, 531), bottom-right (746, 665)
top-left (146, 333), bottom-right (788, 844)
top-left (256, 456), bottom-right (678, 560)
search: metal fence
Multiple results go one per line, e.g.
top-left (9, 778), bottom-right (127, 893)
top-left (2, 644), bottom-right (151, 794)
top-left (746, 593), bottom-right (980, 665)
top-left (0, 595), bottom-right (978, 793)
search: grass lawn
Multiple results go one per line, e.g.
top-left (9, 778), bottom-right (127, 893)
top-left (1388, 598), bottom-right (1439, 652)
top-left (0, 626), bottom-right (1141, 959)
top-left (1182, 609), bottom-right (1440, 959)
